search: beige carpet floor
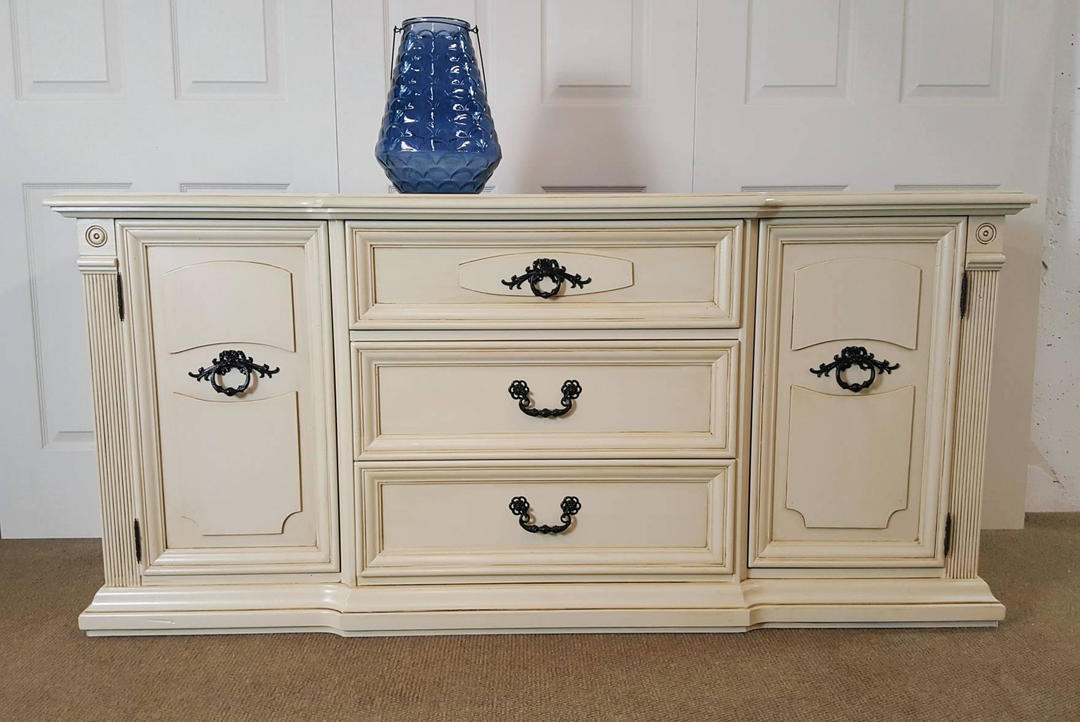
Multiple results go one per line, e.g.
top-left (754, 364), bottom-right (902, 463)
top-left (1, 513), bottom-right (1077, 722)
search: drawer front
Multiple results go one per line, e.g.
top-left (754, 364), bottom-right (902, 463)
top-left (353, 340), bottom-right (739, 457)
top-left (347, 225), bottom-right (742, 328)
top-left (358, 461), bottom-right (734, 578)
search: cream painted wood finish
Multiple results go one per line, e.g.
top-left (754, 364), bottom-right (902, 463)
top-left (358, 461), bottom-right (734, 580)
top-left (353, 340), bottom-right (738, 458)
top-left (348, 226), bottom-right (741, 328)
top-left (120, 222), bottom-right (338, 576)
top-left (50, 192), bottom-right (1032, 635)
top-left (751, 221), bottom-right (962, 567)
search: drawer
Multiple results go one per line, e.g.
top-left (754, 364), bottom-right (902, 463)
top-left (353, 340), bottom-right (739, 458)
top-left (357, 460), bottom-right (734, 578)
top-left (346, 225), bottom-right (742, 328)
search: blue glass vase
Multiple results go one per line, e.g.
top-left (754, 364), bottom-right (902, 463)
top-left (375, 17), bottom-right (501, 194)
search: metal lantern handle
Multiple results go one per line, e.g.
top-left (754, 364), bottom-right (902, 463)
top-left (472, 26), bottom-right (488, 92)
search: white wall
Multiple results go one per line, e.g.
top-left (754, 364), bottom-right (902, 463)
top-left (0, 0), bottom-right (1069, 537)
top-left (1028, 0), bottom-right (1080, 512)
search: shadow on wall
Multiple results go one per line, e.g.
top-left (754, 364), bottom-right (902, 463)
top-left (505, 98), bottom-right (647, 194)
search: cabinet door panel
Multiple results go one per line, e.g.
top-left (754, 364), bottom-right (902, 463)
top-left (161, 260), bottom-right (297, 353)
top-left (786, 385), bottom-right (915, 529)
top-left (751, 221), bottom-right (962, 567)
top-left (791, 258), bottom-right (922, 350)
top-left (122, 222), bottom-right (337, 577)
top-left (163, 392), bottom-right (303, 538)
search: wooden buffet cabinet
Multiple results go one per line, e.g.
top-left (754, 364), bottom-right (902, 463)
top-left (47, 191), bottom-right (1033, 636)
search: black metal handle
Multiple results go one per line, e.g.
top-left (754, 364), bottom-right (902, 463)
top-left (810, 345), bottom-right (899, 393)
top-left (508, 379), bottom-right (581, 418)
top-left (501, 258), bottom-right (591, 298)
top-left (189, 349), bottom-right (280, 397)
top-left (508, 496), bottom-right (581, 534)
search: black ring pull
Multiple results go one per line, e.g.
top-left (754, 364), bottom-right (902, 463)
top-left (189, 349), bottom-right (280, 397)
top-left (508, 379), bottom-right (581, 418)
top-left (508, 496), bottom-right (581, 534)
top-left (501, 258), bottom-right (591, 298)
top-left (810, 345), bottom-right (899, 393)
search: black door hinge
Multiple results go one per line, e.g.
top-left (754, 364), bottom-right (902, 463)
top-left (959, 272), bottom-right (969, 319)
top-left (943, 513), bottom-right (953, 557)
top-left (133, 519), bottom-right (142, 563)
top-left (116, 273), bottom-right (125, 322)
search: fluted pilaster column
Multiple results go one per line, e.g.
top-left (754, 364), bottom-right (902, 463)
top-left (79, 222), bottom-right (140, 587)
top-left (946, 218), bottom-right (1006, 579)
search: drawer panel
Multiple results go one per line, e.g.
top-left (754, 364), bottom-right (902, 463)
top-left (353, 340), bottom-right (739, 457)
top-left (357, 461), bottom-right (734, 578)
top-left (347, 226), bottom-right (742, 328)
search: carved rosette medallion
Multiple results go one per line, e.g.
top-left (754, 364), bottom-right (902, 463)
top-left (85, 225), bottom-right (108, 247)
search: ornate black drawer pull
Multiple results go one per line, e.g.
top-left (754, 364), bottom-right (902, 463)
top-left (508, 496), bottom-right (581, 534)
top-left (189, 349), bottom-right (279, 397)
top-left (501, 257), bottom-right (591, 298)
top-left (810, 345), bottom-right (899, 393)
top-left (508, 379), bottom-right (581, 418)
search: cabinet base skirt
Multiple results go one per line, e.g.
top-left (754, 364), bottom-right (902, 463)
top-left (79, 578), bottom-right (1005, 636)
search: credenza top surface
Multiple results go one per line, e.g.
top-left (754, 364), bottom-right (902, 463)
top-left (45, 191), bottom-right (1035, 221)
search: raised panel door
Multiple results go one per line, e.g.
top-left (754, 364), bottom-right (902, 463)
top-left (121, 221), bottom-right (337, 576)
top-left (751, 220), bottom-right (963, 567)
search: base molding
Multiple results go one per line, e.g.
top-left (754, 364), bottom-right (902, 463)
top-left (80, 578), bottom-right (1005, 636)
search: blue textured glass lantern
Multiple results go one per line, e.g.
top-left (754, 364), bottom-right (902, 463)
top-left (376, 17), bottom-right (501, 194)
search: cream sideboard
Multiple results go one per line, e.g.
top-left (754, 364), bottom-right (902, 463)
top-left (47, 192), bottom-right (1033, 636)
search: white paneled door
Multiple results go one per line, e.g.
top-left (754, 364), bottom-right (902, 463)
top-left (0, 0), bottom-right (338, 536)
top-left (0, 1), bottom-right (1059, 536)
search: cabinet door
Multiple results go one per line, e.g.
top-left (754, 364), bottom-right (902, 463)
top-left (122, 222), bottom-right (337, 576)
top-left (751, 221), bottom-right (963, 567)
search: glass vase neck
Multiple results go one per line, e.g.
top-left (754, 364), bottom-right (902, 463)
top-left (399, 16), bottom-right (473, 32)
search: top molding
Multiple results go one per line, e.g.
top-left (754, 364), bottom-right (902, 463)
top-left (45, 191), bottom-right (1036, 221)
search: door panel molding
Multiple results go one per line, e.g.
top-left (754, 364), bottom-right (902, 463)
top-left (120, 220), bottom-right (338, 576)
top-left (750, 219), bottom-right (964, 567)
